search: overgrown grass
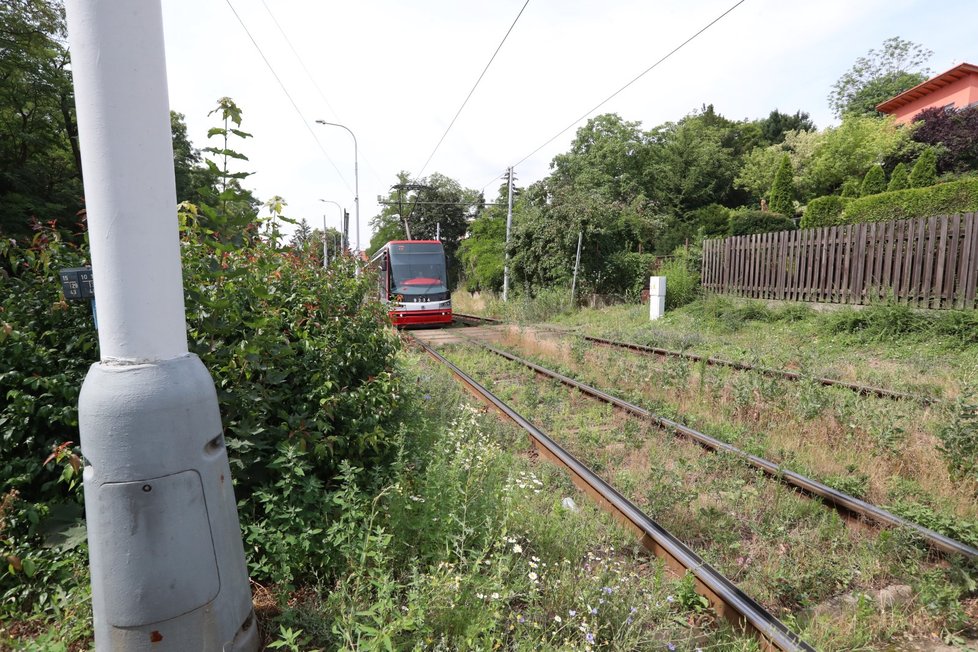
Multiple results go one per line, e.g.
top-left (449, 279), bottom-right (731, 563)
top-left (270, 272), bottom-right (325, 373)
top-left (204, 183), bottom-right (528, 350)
top-left (441, 339), bottom-right (978, 648)
top-left (256, 352), bottom-right (759, 650)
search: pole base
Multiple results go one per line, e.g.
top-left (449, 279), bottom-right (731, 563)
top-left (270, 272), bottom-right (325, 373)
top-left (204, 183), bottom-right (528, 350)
top-left (79, 354), bottom-right (257, 651)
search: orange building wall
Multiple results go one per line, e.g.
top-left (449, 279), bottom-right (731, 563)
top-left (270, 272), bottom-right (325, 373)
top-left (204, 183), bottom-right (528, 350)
top-left (889, 72), bottom-right (978, 124)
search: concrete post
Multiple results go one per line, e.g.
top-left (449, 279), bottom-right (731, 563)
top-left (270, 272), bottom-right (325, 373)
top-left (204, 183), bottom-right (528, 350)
top-left (570, 231), bottom-right (582, 306)
top-left (502, 167), bottom-right (513, 302)
top-left (649, 276), bottom-right (666, 320)
top-left (64, 1), bottom-right (257, 649)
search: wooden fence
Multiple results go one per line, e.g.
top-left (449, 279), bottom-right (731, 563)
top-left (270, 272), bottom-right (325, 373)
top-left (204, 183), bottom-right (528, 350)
top-left (701, 213), bottom-right (978, 309)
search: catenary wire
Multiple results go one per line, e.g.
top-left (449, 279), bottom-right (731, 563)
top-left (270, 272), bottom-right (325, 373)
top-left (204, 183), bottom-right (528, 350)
top-left (223, 0), bottom-right (354, 194)
top-left (258, 0), bottom-right (387, 187)
top-left (416, 0), bottom-right (531, 180)
top-left (475, 0), bottom-right (748, 193)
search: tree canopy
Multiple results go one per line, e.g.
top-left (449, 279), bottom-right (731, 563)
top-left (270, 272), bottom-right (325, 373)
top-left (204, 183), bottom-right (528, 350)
top-left (828, 37), bottom-right (932, 118)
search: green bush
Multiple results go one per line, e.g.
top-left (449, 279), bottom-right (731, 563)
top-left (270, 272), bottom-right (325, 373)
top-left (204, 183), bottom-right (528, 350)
top-left (1, 216), bottom-right (407, 603)
top-left (800, 195), bottom-right (851, 228)
top-left (840, 177), bottom-right (978, 224)
top-left (861, 164), bottom-right (886, 196)
top-left (768, 154), bottom-right (796, 216)
top-left (910, 147), bottom-right (938, 188)
top-left (689, 203), bottom-right (731, 238)
top-left (658, 246), bottom-right (700, 310)
top-left (728, 210), bottom-right (796, 236)
top-left (887, 162), bottom-right (909, 191)
top-left (602, 251), bottom-right (656, 297)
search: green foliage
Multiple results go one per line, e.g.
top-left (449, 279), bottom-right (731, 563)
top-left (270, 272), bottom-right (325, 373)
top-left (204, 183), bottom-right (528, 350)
top-left (768, 154), bottom-right (796, 215)
top-left (841, 179), bottom-right (861, 198)
top-left (861, 164), bottom-right (887, 196)
top-left (603, 251), bottom-right (656, 297)
top-left (728, 210), bottom-right (795, 236)
top-left (936, 392), bottom-right (978, 483)
top-left (689, 203), bottom-right (731, 238)
top-left (909, 147), bottom-right (938, 188)
top-left (805, 115), bottom-right (918, 198)
top-left (0, 0), bottom-right (84, 239)
top-left (800, 195), bottom-right (851, 228)
top-left (840, 177), bottom-right (978, 224)
top-left (824, 301), bottom-right (978, 345)
top-left (735, 129), bottom-right (821, 202)
top-left (458, 203), bottom-right (505, 292)
top-left (887, 162), bottom-right (909, 191)
top-left (828, 37), bottom-right (932, 118)
top-left (658, 247), bottom-right (700, 310)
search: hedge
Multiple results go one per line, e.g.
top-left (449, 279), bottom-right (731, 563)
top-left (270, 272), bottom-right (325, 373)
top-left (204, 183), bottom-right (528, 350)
top-left (801, 195), bottom-right (851, 228)
top-left (840, 177), bottom-right (978, 224)
top-left (729, 210), bottom-right (796, 236)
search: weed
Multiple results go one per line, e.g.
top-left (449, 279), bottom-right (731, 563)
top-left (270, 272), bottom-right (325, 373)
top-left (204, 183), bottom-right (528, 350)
top-left (937, 391), bottom-right (978, 483)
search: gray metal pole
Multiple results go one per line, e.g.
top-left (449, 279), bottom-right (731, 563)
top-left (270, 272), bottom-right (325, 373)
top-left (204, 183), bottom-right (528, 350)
top-left (64, 1), bottom-right (257, 649)
top-left (318, 199), bottom-right (342, 266)
top-left (502, 167), bottom-right (513, 302)
top-left (571, 231), bottom-right (583, 306)
top-left (322, 214), bottom-right (328, 267)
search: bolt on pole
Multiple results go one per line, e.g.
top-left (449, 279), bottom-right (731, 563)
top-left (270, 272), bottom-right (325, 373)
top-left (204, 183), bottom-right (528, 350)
top-left (64, 0), bottom-right (257, 649)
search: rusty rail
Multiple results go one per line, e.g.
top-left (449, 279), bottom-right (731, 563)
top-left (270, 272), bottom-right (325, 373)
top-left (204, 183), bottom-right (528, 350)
top-left (461, 337), bottom-right (977, 561)
top-left (451, 312), bottom-right (933, 404)
top-left (411, 334), bottom-right (815, 652)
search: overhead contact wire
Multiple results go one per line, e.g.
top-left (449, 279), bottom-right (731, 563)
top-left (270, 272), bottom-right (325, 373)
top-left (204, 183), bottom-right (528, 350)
top-left (223, 0), bottom-right (354, 194)
top-left (416, 0), bottom-right (531, 179)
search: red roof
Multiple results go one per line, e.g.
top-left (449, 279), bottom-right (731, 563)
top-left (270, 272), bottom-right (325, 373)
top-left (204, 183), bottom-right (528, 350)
top-left (876, 62), bottom-right (978, 113)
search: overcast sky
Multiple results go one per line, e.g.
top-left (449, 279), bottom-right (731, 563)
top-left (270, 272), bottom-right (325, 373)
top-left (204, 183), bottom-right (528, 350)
top-left (159, 0), bottom-right (977, 249)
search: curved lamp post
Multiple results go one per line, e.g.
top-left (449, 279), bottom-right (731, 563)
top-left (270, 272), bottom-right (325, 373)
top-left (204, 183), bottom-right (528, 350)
top-left (315, 120), bottom-right (359, 253)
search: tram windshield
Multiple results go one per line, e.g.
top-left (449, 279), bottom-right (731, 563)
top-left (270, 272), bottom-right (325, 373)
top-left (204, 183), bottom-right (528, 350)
top-left (389, 242), bottom-right (449, 299)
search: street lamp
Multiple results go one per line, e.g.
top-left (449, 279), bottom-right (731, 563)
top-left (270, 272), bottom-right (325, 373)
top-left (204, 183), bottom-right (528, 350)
top-left (315, 119), bottom-right (359, 253)
top-left (318, 199), bottom-right (342, 267)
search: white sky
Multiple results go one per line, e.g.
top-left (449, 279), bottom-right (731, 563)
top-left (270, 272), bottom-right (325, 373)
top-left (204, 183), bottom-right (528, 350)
top-left (160, 0), bottom-right (978, 249)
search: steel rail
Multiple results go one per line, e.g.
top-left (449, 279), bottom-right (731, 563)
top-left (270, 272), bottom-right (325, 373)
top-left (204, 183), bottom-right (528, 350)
top-left (451, 312), bottom-right (933, 404)
top-left (462, 337), bottom-right (978, 561)
top-left (411, 335), bottom-right (815, 652)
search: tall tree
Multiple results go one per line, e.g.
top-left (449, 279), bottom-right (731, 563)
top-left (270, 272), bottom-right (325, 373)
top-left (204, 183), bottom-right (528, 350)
top-left (828, 37), bottom-right (932, 118)
top-left (768, 155), bottom-right (796, 215)
top-left (0, 0), bottom-right (83, 237)
top-left (756, 110), bottom-right (816, 145)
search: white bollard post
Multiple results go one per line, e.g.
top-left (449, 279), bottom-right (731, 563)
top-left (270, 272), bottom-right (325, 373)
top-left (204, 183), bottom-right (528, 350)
top-left (64, 0), bottom-right (258, 649)
top-left (649, 276), bottom-right (666, 320)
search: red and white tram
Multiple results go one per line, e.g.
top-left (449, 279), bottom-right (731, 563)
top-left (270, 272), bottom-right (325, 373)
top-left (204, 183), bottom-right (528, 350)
top-left (367, 240), bottom-right (452, 327)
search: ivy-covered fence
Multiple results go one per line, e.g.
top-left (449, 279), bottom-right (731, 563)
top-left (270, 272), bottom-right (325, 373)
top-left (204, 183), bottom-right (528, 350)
top-left (701, 213), bottom-right (978, 309)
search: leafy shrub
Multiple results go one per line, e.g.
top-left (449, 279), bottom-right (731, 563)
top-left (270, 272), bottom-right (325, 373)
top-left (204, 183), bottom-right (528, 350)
top-left (728, 210), bottom-right (796, 236)
top-left (800, 195), bottom-right (851, 228)
top-left (909, 147), bottom-right (938, 188)
top-left (937, 393), bottom-right (978, 483)
top-left (887, 162), bottom-right (909, 191)
top-left (689, 203), bottom-right (730, 238)
top-left (657, 248), bottom-right (700, 311)
top-left (860, 164), bottom-right (886, 196)
top-left (840, 177), bottom-right (978, 224)
top-left (602, 251), bottom-right (656, 297)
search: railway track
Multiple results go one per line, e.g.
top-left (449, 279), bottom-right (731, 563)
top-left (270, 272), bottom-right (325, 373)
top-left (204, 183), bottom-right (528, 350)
top-left (410, 333), bottom-right (816, 652)
top-left (451, 312), bottom-right (933, 404)
top-left (453, 332), bottom-right (978, 561)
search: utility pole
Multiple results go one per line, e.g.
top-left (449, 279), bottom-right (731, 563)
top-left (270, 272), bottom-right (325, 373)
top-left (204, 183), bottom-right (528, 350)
top-left (571, 231), bottom-right (583, 307)
top-left (64, 1), bottom-right (257, 649)
top-left (502, 167), bottom-right (514, 302)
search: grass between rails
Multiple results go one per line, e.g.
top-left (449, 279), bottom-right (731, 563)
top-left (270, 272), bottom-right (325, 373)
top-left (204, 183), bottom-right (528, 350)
top-left (253, 350), bottom-right (760, 651)
top-left (464, 293), bottom-right (978, 401)
top-left (439, 341), bottom-right (978, 650)
top-left (487, 326), bottom-right (978, 538)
